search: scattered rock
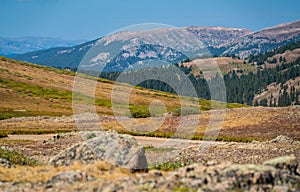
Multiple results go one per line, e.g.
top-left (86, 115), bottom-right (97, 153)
top-left (0, 158), bottom-right (11, 168)
top-left (49, 142), bottom-right (96, 166)
top-left (224, 164), bottom-right (276, 187)
top-left (267, 135), bottom-right (299, 144)
top-left (251, 140), bottom-right (260, 144)
top-left (46, 170), bottom-right (88, 186)
top-left (2, 155), bottom-right (300, 191)
top-left (263, 155), bottom-right (298, 175)
top-left (103, 155), bottom-right (299, 191)
top-left (49, 130), bottom-right (147, 172)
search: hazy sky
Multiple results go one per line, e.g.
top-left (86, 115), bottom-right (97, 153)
top-left (1, 0), bottom-right (300, 40)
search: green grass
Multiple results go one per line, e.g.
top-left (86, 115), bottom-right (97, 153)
top-left (123, 104), bottom-right (172, 118)
top-left (149, 161), bottom-right (186, 171)
top-left (0, 148), bottom-right (40, 166)
top-left (174, 98), bottom-right (246, 112)
top-left (0, 111), bottom-right (27, 120)
top-left (87, 132), bottom-right (97, 139)
top-left (0, 109), bottom-right (69, 120)
top-left (173, 187), bottom-right (195, 192)
top-left (127, 106), bottom-right (151, 118)
top-left (0, 77), bottom-right (112, 107)
top-left (172, 107), bottom-right (200, 116)
top-left (198, 98), bottom-right (246, 110)
top-left (226, 103), bottom-right (247, 109)
top-left (143, 145), bottom-right (155, 150)
top-left (95, 98), bottom-right (112, 107)
top-left (0, 130), bottom-right (8, 138)
top-left (0, 77), bottom-right (72, 101)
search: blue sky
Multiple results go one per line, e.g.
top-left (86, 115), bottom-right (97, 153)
top-left (1, 0), bottom-right (300, 40)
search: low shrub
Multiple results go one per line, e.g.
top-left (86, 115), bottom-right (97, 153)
top-left (172, 107), bottom-right (200, 116)
top-left (128, 106), bottom-right (151, 118)
top-left (149, 161), bottom-right (186, 171)
top-left (0, 148), bottom-right (40, 166)
top-left (143, 145), bottom-right (154, 150)
top-left (0, 130), bottom-right (8, 138)
top-left (87, 132), bottom-right (97, 139)
top-left (0, 111), bottom-right (26, 120)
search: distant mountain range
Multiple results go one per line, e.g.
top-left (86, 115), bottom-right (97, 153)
top-left (9, 20), bottom-right (300, 72)
top-left (0, 37), bottom-right (84, 55)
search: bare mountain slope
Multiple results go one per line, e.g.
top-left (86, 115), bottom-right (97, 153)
top-left (222, 20), bottom-right (300, 59)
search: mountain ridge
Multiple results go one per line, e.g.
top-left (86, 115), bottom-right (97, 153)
top-left (0, 36), bottom-right (85, 55)
top-left (9, 20), bottom-right (300, 72)
top-left (221, 20), bottom-right (300, 58)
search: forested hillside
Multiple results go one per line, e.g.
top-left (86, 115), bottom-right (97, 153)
top-left (97, 41), bottom-right (300, 107)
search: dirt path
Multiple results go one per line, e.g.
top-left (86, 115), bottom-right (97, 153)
top-left (134, 136), bottom-right (225, 148)
top-left (5, 133), bottom-right (223, 149)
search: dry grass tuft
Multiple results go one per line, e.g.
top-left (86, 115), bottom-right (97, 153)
top-left (0, 160), bottom-right (131, 183)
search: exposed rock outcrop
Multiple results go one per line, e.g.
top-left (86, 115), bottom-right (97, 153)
top-left (49, 130), bottom-right (147, 172)
top-left (267, 135), bottom-right (300, 145)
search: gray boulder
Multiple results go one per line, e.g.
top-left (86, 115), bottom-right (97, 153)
top-left (49, 130), bottom-right (147, 172)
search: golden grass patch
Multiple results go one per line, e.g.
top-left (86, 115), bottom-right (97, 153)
top-left (0, 160), bottom-right (131, 183)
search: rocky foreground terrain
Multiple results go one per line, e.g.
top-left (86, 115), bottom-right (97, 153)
top-left (0, 128), bottom-right (299, 191)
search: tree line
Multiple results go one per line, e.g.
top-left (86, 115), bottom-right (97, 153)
top-left (98, 58), bottom-right (300, 107)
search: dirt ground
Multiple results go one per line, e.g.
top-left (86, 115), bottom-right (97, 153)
top-left (1, 106), bottom-right (299, 141)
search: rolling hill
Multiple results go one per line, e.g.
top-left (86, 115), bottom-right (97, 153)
top-left (0, 56), bottom-right (243, 120)
top-left (1, 56), bottom-right (300, 143)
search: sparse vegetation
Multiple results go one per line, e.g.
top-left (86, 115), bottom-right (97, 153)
top-left (149, 161), bottom-right (186, 171)
top-left (172, 107), bottom-right (200, 116)
top-left (0, 148), bottom-right (40, 166)
top-left (143, 145), bottom-right (154, 150)
top-left (0, 77), bottom-right (72, 101)
top-left (128, 106), bottom-right (151, 118)
top-left (0, 111), bottom-right (26, 120)
top-left (87, 132), bottom-right (97, 139)
top-left (0, 130), bottom-right (8, 138)
top-left (0, 110), bottom-right (67, 120)
top-left (248, 40), bottom-right (300, 64)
